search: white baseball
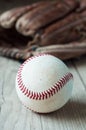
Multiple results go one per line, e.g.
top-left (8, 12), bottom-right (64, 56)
top-left (16, 54), bottom-right (73, 113)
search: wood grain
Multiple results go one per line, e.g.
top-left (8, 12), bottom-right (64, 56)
top-left (0, 56), bottom-right (86, 130)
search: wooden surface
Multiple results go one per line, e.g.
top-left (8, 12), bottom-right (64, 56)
top-left (0, 56), bottom-right (86, 130)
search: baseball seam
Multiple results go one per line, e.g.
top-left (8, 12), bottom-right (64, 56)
top-left (17, 54), bottom-right (73, 100)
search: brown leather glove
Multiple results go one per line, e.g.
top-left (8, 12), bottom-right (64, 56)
top-left (0, 0), bottom-right (86, 60)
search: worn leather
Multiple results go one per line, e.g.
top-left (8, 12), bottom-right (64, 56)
top-left (0, 0), bottom-right (86, 60)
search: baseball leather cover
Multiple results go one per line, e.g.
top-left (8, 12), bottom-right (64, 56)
top-left (0, 0), bottom-right (86, 60)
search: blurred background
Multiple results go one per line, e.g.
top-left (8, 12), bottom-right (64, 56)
top-left (0, 0), bottom-right (43, 13)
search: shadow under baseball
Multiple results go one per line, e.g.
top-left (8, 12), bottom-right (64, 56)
top-left (39, 100), bottom-right (86, 120)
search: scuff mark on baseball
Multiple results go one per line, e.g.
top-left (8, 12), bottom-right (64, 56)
top-left (16, 54), bottom-right (73, 113)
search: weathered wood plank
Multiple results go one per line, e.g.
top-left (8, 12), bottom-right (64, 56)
top-left (0, 56), bottom-right (86, 130)
top-left (72, 57), bottom-right (86, 89)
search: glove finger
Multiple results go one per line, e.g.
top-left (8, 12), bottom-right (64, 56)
top-left (16, 1), bottom-right (54, 36)
top-left (16, 0), bottom-right (79, 36)
top-left (33, 42), bottom-right (86, 60)
top-left (0, 1), bottom-right (46, 28)
top-left (40, 10), bottom-right (86, 46)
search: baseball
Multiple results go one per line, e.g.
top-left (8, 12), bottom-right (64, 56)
top-left (16, 54), bottom-right (73, 113)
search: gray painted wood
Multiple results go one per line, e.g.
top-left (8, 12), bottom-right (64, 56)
top-left (0, 56), bottom-right (86, 130)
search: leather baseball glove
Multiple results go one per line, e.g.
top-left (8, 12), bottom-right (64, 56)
top-left (0, 0), bottom-right (86, 60)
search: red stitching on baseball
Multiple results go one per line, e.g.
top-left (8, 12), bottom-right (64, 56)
top-left (17, 54), bottom-right (73, 100)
